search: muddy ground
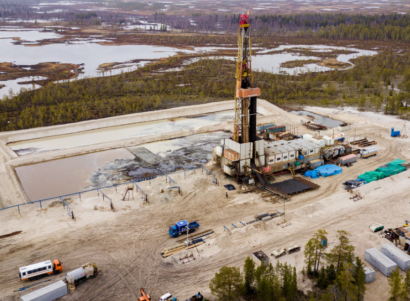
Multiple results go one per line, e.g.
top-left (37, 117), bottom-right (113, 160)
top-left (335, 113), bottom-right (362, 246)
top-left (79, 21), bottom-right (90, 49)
top-left (0, 62), bottom-right (81, 86)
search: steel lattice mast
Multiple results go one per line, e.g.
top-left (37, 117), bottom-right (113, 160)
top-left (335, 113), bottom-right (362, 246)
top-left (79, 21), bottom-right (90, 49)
top-left (233, 11), bottom-right (260, 144)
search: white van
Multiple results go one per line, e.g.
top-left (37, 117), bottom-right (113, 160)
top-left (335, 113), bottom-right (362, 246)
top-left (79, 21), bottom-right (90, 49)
top-left (159, 293), bottom-right (173, 301)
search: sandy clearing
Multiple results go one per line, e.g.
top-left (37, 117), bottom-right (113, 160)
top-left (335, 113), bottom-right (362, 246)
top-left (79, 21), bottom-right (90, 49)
top-left (0, 101), bottom-right (410, 300)
top-left (0, 99), bottom-right (309, 208)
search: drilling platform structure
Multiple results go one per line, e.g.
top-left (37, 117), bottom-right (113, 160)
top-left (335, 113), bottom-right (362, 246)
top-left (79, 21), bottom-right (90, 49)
top-left (213, 12), bottom-right (265, 177)
top-left (233, 12), bottom-right (260, 145)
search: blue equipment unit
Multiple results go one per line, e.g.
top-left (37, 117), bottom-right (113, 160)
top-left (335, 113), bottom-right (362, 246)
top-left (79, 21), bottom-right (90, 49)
top-left (391, 128), bottom-right (401, 137)
top-left (257, 123), bottom-right (275, 132)
top-left (169, 220), bottom-right (200, 238)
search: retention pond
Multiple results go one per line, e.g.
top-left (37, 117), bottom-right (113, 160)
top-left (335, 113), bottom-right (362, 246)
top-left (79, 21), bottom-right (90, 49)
top-left (16, 132), bottom-right (230, 201)
top-left (290, 110), bottom-right (344, 128)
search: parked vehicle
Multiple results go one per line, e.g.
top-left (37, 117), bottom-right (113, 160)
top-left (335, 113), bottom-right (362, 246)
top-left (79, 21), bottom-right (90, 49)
top-left (159, 293), bottom-right (177, 301)
top-left (360, 146), bottom-right (378, 159)
top-left (65, 263), bottom-right (98, 287)
top-left (19, 259), bottom-right (63, 281)
top-left (21, 262), bottom-right (99, 301)
top-left (370, 223), bottom-right (384, 232)
top-left (169, 220), bottom-right (200, 238)
top-left (271, 248), bottom-right (286, 259)
top-left (21, 280), bottom-right (67, 301)
top-left (286, 244), bottom-right (301, 254)
top-left (337, 154), bottom-right (357, 166)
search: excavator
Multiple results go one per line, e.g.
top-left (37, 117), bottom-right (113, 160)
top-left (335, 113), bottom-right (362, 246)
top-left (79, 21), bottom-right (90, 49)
top-left (139, 288), bottom-right (151, 301)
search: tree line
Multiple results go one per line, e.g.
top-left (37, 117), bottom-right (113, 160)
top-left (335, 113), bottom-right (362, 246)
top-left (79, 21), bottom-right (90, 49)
top-left (302, 230), bottom-right (366, 300)
top-left (188, 13), bottom-right (410, 42)
top-left (1, 48), bottom-right (409, 131)
top-left (209, 258), bottom-right (300, 301)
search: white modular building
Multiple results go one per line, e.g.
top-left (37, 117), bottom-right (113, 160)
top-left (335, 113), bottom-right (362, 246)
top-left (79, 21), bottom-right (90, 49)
top-left (381, 244), bottom-right (410, 271)
top-left (264, 139), bottom-right (320, 165)
top-left (365, 248), bottom-right (397, 277)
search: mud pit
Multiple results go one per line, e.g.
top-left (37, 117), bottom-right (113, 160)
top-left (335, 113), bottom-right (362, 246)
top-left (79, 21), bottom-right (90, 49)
top-left (0, 100), bottom-right (410, 301)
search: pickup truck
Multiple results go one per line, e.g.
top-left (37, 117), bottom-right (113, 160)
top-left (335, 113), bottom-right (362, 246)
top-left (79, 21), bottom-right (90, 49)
top-left (169, 220), bottom-right (200, 238)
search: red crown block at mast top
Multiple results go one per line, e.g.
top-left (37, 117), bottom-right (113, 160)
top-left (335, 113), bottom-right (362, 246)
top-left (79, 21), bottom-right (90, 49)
top-left (239, 14), bottom-right (249, 28)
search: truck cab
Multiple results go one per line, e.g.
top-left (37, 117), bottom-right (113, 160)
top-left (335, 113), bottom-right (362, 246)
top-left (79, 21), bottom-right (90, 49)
top-left (271, 248), bottom-right (286, 259)
top-left (169, 220), bottom-right (199, 238)
top-left (169, 220), bottom-right (188, 238)
top-left (53, 259), bottom-right (63, 274)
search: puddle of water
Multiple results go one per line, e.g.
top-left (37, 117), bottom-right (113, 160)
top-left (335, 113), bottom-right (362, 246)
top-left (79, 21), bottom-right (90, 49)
top-left (171, 45), bottom-right (377, 75)
top-left (0, 30), bottom-right (60, 41)
top-left (9, 110), bottom-right (236, 156)
top-left (0, 76), bottom-right (44, 96)
top-left (290, 110), bottom-right (344, 128)
top-left (254, 45), bottom-right (377, 74)
top-left (15, 148), bottom-right (135, 201)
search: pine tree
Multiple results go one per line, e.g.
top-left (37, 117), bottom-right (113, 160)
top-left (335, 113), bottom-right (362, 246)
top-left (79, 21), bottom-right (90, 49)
top-left (209, 266), bottom-right (243, 301)
top-left (258, 275), bottom-right (272, 301)
top-left (327, 230), bottom-right (355, 272)
top-left (317, 267), bottom-right (328, 289)
top-left (255, 261), bottom-right (267, 290)
top-left (243, 257), bottom-right (256, 295)
top-left (403, 268), bottom-right (410, 298)
top-left (282, 263), bottom-right (291, 298)
top-left (289, 267), bottom-right (298, 301)
top-left (337, 263), bottom-right (357, 301)
top-left (326, 264), bottom-right (336, 282)
top-left (353, 257), bottom-right (366, 301)
top-left (272, 275), bottom-right (282, 301)
top-left (389, 267), bottom-right (404, 301)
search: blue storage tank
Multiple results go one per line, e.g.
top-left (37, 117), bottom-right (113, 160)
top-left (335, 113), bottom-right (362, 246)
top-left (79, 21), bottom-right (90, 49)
top-left (391, 128), bottom-right (401, 137)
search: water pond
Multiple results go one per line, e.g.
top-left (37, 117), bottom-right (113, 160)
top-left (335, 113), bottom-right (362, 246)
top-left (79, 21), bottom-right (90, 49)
top-left (290, 110), bottom-right (344, 128)
top-left (15, 132), bottom-right (230, 201)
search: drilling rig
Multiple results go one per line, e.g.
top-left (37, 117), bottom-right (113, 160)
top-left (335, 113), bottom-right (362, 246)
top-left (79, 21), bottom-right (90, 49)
top-left (233, 12), bottom-right (260, 144)
top-left (213, 12), bottom-right (265, 177)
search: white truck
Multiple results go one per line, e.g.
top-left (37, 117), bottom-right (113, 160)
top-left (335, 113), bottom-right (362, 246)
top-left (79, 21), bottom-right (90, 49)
top-left (159, 293), bottom-right (176, 301)
top-left (271, 248), bottom-right (286, 259)
top-left (286, 244), bottom-right (301, 254)
top-left (271, 244), bottom-right (301, 258)
top-left (360, 146), bottom-right (377, 159)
